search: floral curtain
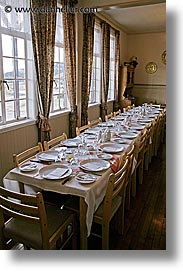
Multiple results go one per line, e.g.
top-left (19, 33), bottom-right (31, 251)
top-left (114, 30), bottom-right (120, 111)
top-left (81, 13), bottom-right (95, 126)
top-left (61, 0), bottom-right (77, 137)
top-left (100, 22), bottom-right (110, 121)
top-left (30, 0), bottom-right (57, 142)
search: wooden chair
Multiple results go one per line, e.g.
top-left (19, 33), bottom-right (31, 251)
top-left (105, 112), bottom-right (114, 122)
top-left (76, 124), bottom-right (90, 136)
top-left (123, 106), bottom-right (132, 113)
top-left (43, 133), bottom-right (67, 151)
top-left (64, 156), bottom-right (129, 249)
top-left (88, 117), bottom-right (102, 128)
top-left (0, 186), bottom-right (77, 250)
top-left (131, 130), bottom-right (147, 197)
top-left (124, 144), bottom-right (135, 210)
top-left (12, 143), bottom-right (43, 194)
top-left (113, 109), bottom-right (121, 117)
top-left (144, 123), bottom-right (153, 171)
top-left (13, 143), bottom-right (43, 168)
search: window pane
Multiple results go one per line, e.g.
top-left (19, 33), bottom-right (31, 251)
top-left (27, 60), bottom-right (33, 79)
top-left (16, 38), bottom-right (25, 58)
top-left (54, 63), bottom-right (59, 78)
top-left (60, 48), bottom-right (64, 63)
top-left (3, 58), bottom-right (14, 78)
top-left (53, 86), bottom-right (59, 95)
top-left (53, 95), bottom-right (60, 110)
top-left (4, 80), bottom-right (15, 100)
top-left (27, 40), bottom-right (33, 60)
top-left (54, 47), bottom-right (59, 62)
top-left (2, 34), bottom-right (14, 57)
top-left (5, 101), bottom-right (15, 121)
top-left (18, 80), bottom-right (26, 99)
top-left (19, 100), bottom-right (27, 117)
top-left (17, 59), bottom-right (25, 78)
top-left (1, 12), bottom-right (12, 28)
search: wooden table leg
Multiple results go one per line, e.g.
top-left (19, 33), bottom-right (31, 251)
top-left (79, 197), bottom-right (88, 250)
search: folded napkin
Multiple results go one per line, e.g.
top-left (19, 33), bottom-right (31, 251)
top-left (39, 153), bottom-right (56, 161)
top-left (110, 155), bottom-right (120, 173)
top-left (81, 162), bottom-right (101, 171)
top-left (47, 167), bottom-right (69, 178)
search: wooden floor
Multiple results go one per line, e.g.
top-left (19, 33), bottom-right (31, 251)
top-left (11, 142), bottom-right (166, 250)
top-left (88, 142), bottom-right (166, 250)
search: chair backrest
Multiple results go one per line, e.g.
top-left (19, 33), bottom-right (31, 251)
top-left (76, 124), bottom-right (90, 136)
top-left (134, 130), bottom-right (147, 161)
top-left (13, 143), bottom-right (43, 167)
top-left (105, 112), bottom-right (114, 122)
top-left (103, 157), bottom-right (129, 220)
top-left (43, 133), bottom-right (67, 151)
top-left (0, 186), bottom-right (49, 249)
top-left (126, 144), bottom-right (135, 177)
top-left (113, 109), bottom-right (121, 117)
top-left (88, 117), bottom-right (102, 128)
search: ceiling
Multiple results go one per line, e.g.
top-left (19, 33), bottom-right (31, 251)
top-left (79, 0), bottom-right (166, 34)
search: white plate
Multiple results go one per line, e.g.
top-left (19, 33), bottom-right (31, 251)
top-left (39, 164), bottom-right (72, 180)
top-left (97, 152), bottom-right (113, 160)
top-left (120, 132), bottom-right (138, 139)
top-left (19, 163), bottom-right (38, 172)
top-left (138, 119), bottom-right (151, 123)
top-left (112, 138), bottom-right (131, 144)
top-left (36, 150), bottom-right (58, 162)
top-left (75, 172), bottom-right (97, 184)
top-left (100, 143), bottom-right (124, 153)
top-left (62, 138), bottom-right (80, 147)
top-left (130, 125), bottom-right (144, 131)
top-left (79, 159), bottom-right (110, 172)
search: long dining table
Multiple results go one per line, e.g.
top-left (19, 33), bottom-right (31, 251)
top-left (3, 104), bottom-right (164, 249)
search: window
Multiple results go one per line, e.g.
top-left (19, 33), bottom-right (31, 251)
top-left (0, 0), bottom-right (33, 125)
top-left (51, 9), bottom-right (69, 113)
top-left (108, 32), bottom-right (116, 101)
top-left (89, 23), bottom-right (101, 104)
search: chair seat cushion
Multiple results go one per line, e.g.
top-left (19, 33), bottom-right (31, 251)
top-left (3, 205), bottom-right (74, 249)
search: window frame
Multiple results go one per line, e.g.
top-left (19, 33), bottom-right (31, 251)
top-left (0, 25), bottom-right (33, 125)
top-left (108, 32), bottom-right (116, 101)
top-left (89, 22), bottom-right (102, 105)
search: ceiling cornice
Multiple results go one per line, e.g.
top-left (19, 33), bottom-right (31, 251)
top-left (94, 0), bottom-right (166, 11)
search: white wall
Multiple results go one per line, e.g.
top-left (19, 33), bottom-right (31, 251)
top-left (126, 32), bottom-right (166, 105)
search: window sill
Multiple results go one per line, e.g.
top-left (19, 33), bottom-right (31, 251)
top-left (0, 119), bottom-right (36, 134)
top-left (49, 109), bottom-right (70, 119)
top-left (88, 102), bottom-right (100, 108)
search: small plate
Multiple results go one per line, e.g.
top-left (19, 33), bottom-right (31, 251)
top-left (62, 138), bottom-right (80, 147)
top-left (112, 138), bottom-right (130, 144)
top-left (97, 152), bottom-right (113, 160)
top-left (19, 163), bottom-right (38, 172)
top-left (120, 132), bottom-right (138, 139)
top-left (100, 143), bottom-right (124, 153)
top-left (39, 164), bottom-right (72, 180)
top-left (75, 172), bottom-right (97, 184)
top-left (130, 125), bottom-right (144, 131)
top-left (80, 159), bottom-right (110, 172)
top-left (36, 150), bottom-right (58, 162)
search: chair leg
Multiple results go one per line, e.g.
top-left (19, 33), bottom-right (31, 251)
top-left (144, 151), bottom-right (149, 171)
top-left (125, 180), bottom-right (131, 210)
top-left (131, 170), bottom-right (137, 197)
top-left (139, 162), bottom-right (144, 185)
top-left (102, 223), bottom-right (109, 250)
top-left (72, 216), bottom-right (78, 249)
top-left (115, 202), bottom-right (125, 235)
